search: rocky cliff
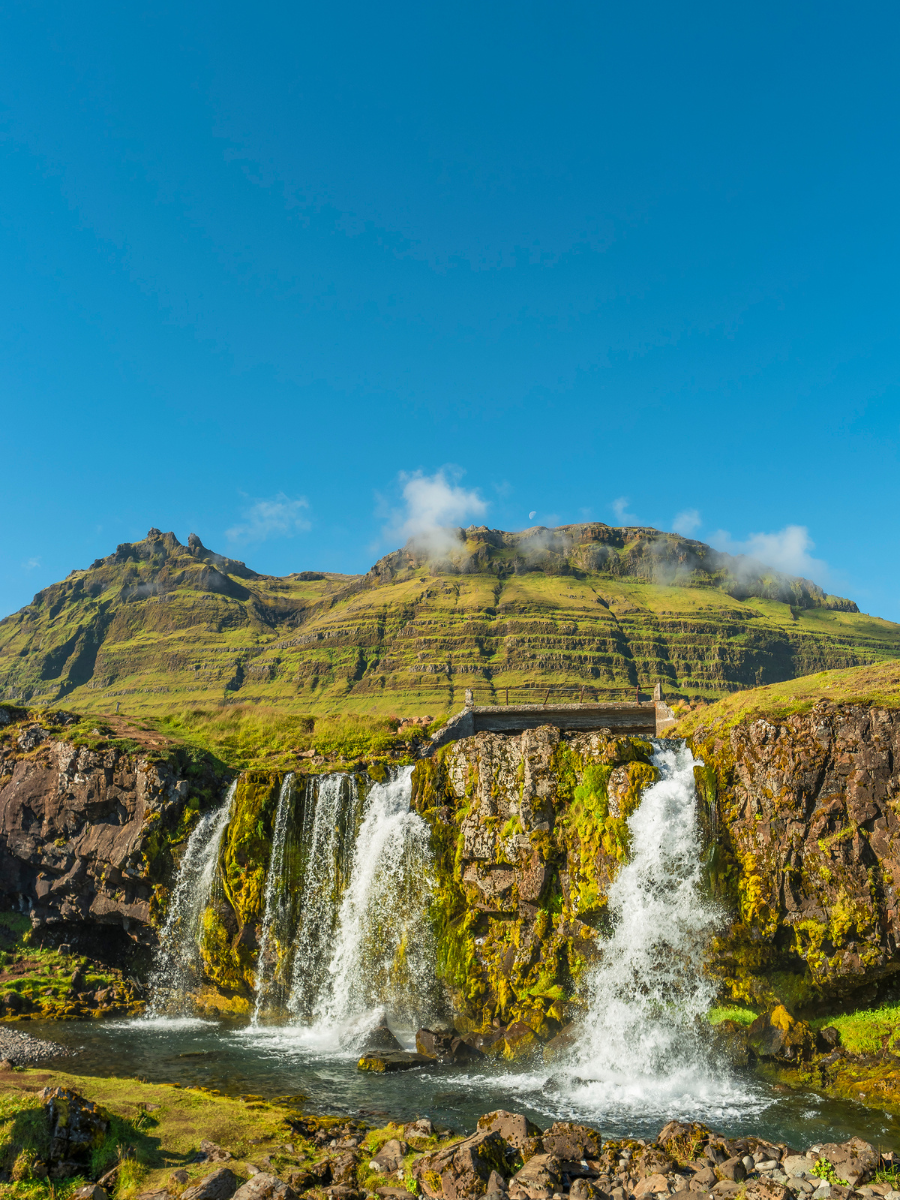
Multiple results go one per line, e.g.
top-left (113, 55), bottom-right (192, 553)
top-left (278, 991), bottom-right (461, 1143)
top-left (411, 726), bottom-right (658, 1056)
top-left (691, 699), bottom-right (900, 1013)
top-left (0, 705), bottom-right (226, 963)
top-left (2, 525), bottom-right (896, 720)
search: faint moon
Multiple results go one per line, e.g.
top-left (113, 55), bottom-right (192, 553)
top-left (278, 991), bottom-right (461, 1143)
top-left (529, 511), bottom-right (537, 519)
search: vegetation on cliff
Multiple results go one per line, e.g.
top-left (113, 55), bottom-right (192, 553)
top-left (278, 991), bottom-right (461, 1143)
top-left (411, 727), bottom-right (658, 1058)
top-left (2, 525), bottom-right (897, 720)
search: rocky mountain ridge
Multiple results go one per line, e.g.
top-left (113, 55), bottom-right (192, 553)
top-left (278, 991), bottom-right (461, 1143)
top-left (2, 526), bottom-right (898, 718)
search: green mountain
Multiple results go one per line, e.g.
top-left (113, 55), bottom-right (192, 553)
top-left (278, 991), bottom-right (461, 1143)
top-left (2, 523), bottom-right (899, 718)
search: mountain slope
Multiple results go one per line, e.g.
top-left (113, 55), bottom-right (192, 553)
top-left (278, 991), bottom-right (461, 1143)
top-left (2, 524), bottom-right (899, 717)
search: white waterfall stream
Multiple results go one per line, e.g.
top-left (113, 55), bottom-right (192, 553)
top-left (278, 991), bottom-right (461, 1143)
top-left (316, 766), bottom-right (438, 1033)
top-left (147, 780), bottom-right (237, 1013)
top-left (251, 771), bottom-right (295, 1023)
top-left (556, 741), bottom-right (745, 1119)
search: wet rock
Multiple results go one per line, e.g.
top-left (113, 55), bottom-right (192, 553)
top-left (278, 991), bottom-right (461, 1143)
top-left (231, 1174), bottom-right (298, 1200)
top-left (40, 1086), bottom-right (110, 1177)
top-left (330, 1152), bottom-right (362, 1186)
top-left (364, 1025), bottom-right (405, 1053)
top-left (357, 1051), bottom-right (431, 1072)
top-left (541, 1024), bottom-right (578, 1062)
top-left (748, 1007), bottom-right (814, 1064)
top-left (416, 1028), bottom-right (485, 1064)
top-left (182, 1168), bottom-right (240, 1200)
top-left (712, 1020), bottom-right (752, 1068)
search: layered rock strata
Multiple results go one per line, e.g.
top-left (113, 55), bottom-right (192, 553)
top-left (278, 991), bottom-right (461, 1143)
top-left (692, 701), bottom-right (900, 1010)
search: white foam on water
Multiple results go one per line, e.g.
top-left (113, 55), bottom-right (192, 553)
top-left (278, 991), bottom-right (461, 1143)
top-left (106, 1015), bottom-right (216, 1032)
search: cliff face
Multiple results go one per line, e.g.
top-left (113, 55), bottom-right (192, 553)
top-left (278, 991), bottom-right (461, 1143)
top-left (2, 526), bottom-right (896, 720)
top-left (412, 727), bottom-right (658, 1056)
top-left (0, 706), bottom-right (226, 961)
top-left (692, 701), bottom-right (900, 1012)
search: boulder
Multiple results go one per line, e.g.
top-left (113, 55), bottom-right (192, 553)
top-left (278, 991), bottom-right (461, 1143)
top-left (72, 1187), bottom-right (109, 1200)
top-left (358, 1052), bottom-right (431, 1072)
top-left (40, 1086), bottom-right (110, 1177)
top-left (231, 1174), bottom-right (298, 1200)
top-left (416, 1029), bottom-right (485, 1064)
top-left (200, 1140), bottom-right (233, 1163)
top-left (369, 1139), bottom-right (409, 1174)
top-left (569, 1182), bottom-right (605, 1200)
top-left (413, 1130), bottom-right (513, 1200)
top-left (182, 1169), bottom-right (240, 1200)
top-left (508, 1153), bottom-right (562, 1200)
top-left (634, 1175), bottom-right (670, 1197)
top-left (540, 1121), bottom-right (601, 1161)
top-left (477, 1112), bottom-right (543, 1157)
top-left (718, 1158), bottom-right (746, 1182)
top-left (712, 1020), bottom-right (752, 1068)
top-left (364, 1025), bottom-right (405, 1053)
top-left (330, 1152), bottom-right (362, 1186)
top-left (747, 1007), bottom-right (814, 1063)
top-left (816, 1139), bottom-right (879, 1186)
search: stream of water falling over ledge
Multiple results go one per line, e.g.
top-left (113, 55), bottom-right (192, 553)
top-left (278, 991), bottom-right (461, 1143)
top-left (48, 748), bottom-right (900, 1151)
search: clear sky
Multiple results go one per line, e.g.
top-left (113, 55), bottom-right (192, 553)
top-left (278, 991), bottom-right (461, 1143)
top-left (2, 1), bottom-right (898, 620)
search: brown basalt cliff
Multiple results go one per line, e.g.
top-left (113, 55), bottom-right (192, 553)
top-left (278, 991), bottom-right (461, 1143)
top-left (0, 710), bottom-right (226, 961)
top-left (692, 701), bottom-right (900, 1011)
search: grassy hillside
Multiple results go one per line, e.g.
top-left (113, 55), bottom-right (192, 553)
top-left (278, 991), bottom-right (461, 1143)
top-left (2, 524), bottom-right (899, 720)
top-left (673, 659), bottom-right (900, 738)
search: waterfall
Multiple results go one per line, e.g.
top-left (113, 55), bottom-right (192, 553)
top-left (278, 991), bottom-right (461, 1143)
top-left (561, 741), bottom-right (731, 1117)
top-left (285, 766), bottom-right (438, 1039)
top-left (318, 766), bottom-right (438, 1031)
top-left (252, 772), bottom-right (295, 1023)
top-left (287, 773), bottom-right (363, 1022)
top-left (148, 780), bottom-right (237, 1014)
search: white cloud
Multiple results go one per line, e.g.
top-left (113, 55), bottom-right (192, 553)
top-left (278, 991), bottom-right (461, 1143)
top-left (611, 496), bottom-right (639, 525)
top-left (708, 524), bottom-right (828, 580)
top-left (672, 509), bottom-right (701, 537)
top-left (384, 468), bottom-right (487, 555)
top-left (226, 493), bottom-right (311, 544)
top-left (22, 557), bottom-right (41, 571)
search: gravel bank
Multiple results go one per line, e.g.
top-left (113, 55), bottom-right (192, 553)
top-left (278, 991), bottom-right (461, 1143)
top-left (0, 1026), bottom-right (68, 1065)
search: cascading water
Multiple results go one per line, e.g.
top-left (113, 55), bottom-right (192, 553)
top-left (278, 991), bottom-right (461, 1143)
top-left (147, 780), bottom-right (237, 1014)
top-left (557, 740), bottom-right (746, 1121)
top-left (252, 772), bottom-right (295, 1023)
top-left (317, 766), bottom-right (439, 1033)
top-left (286, 766), bottom-right (439, 1041)
top-left (287, 772), bottom-right (363, 1023)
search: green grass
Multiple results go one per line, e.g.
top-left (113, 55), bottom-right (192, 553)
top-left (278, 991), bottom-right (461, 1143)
top-left (0, 1069), bottom-right (318, 1200)
top-left (810, 1000), bottom-right (900, 1055)
top-left (677, 660), bottom-right (900, 739)
top-left (707, 1005), bottom-right (758, 1026)
top-left (153, 705), bottom-right (424, 770)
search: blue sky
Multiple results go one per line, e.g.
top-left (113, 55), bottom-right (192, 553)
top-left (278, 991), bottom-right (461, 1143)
top-left (1, 1), bottom-right (899, 619)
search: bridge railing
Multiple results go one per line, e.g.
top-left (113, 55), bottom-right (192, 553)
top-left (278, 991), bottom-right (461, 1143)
top-left (465, 683), bottom-right (661, 706)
